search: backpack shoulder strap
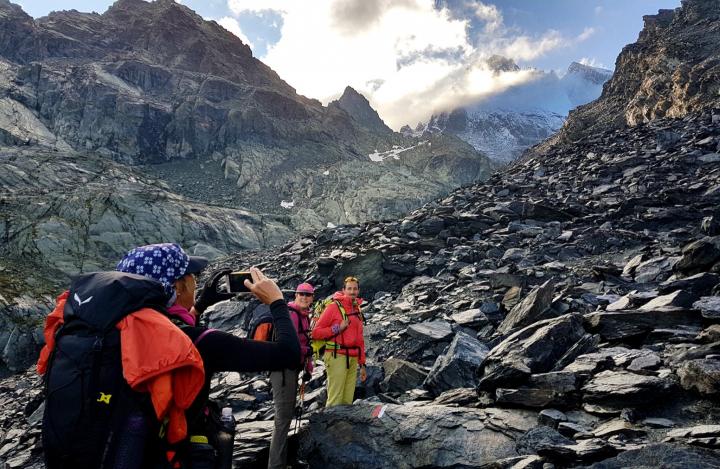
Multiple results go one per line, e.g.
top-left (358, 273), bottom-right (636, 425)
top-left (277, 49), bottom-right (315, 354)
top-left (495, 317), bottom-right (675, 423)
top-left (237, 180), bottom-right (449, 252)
top-left (333, 300), bottom-right (348, 320)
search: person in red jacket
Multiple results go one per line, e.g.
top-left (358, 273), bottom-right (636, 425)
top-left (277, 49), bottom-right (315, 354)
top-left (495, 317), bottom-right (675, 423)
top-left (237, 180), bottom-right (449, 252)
top-left (312, 276), bottom-right (366, 406)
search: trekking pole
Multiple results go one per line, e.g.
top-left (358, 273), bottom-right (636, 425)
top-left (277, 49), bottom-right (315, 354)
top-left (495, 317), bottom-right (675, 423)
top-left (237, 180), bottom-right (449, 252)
top-left (294, 381), bottom-right (305, 434)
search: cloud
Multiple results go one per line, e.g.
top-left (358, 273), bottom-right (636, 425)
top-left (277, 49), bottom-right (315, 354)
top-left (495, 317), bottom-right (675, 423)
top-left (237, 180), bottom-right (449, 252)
top-left (577, 27), bottom-right (596, 42)
top-left (472, 1), bottom-right (503, 33)
top-left (227, 0), bottom-right (289, 15)
top-left (225, 0), bottom-right (581, 129)
top-left (217, 16), bottom-right (254, 49)
top-left (579, 57), bottom-right (607, 69)
top-left (495, 30), bottom-right (566, 61)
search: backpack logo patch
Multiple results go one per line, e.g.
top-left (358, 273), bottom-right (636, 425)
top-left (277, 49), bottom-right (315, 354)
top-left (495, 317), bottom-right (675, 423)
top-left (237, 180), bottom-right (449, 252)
top-left (74, 293), bottom-right (94, 307)
top-left (96, 392), bottom-right (112, 405)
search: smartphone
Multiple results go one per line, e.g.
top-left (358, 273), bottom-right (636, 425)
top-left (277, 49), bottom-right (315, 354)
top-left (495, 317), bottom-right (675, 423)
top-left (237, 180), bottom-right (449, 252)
top-left (227, 271), bottom-right (252, 293)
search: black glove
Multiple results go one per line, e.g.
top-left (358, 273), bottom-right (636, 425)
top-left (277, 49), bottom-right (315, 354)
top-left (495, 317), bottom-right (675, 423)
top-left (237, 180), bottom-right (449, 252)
top-left (194, 268), bottom-right (235, 315)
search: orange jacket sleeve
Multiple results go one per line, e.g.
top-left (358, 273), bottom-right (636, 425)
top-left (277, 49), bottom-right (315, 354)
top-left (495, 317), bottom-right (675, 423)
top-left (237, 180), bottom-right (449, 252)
top-left (37, 291), bottom-right (69, 375)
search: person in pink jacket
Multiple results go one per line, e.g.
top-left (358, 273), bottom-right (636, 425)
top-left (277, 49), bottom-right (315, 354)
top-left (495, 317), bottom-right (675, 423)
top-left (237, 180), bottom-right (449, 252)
top-left (268, 282), bottom-right (315, 469)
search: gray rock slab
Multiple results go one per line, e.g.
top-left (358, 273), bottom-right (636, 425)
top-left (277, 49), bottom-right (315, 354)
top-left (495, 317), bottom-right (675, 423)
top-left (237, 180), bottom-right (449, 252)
top-left (300, 404), bottom-right (530, 468)
top-left (582, 370), bottom-right (675, 409)
top-left (407, 320), bottom-right (454, 342)
top-left (496, 280), bottom-right (555, 334)
top-left (677, 358), bottom-right (720, 395)
top-left (479, 314), bottom-right (586, 390)
top-left (424, 332), bottom-right (490, 396)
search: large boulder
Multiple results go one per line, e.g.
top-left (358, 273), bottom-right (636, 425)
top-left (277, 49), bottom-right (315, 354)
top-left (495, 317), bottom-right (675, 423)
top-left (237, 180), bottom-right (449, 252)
top-left (677, 359), bottom-right (720, 395)
top-left (424, 332), bottom-right (489, 396)
top-left (381, 358), bottom-right (428, 393)
top-left (675, 237), bottom-right (720, 274)
top-left (587, 443), bottom-right (720, 468)
top-left (584, 309), bottom-right (703, 341)
top-left (581, 370), bottom-right (676, 409)
top-left (478, 314), bottom-right (586, 390)
top-left (300, 404), bottom-right (536, 468)
top-left (496, 280), bottom-right (555, 335)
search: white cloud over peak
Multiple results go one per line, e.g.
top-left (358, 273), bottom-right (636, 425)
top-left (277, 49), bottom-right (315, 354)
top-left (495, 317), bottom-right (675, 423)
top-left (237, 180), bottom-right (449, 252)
top-left (224, 0), bottom-right (596, 128)
top-left (472, 2), bottom-right (503, 33)
top-left (579, 57), bottom-right (607, 69)
top-left (217, 17), bottom-right (254, 49)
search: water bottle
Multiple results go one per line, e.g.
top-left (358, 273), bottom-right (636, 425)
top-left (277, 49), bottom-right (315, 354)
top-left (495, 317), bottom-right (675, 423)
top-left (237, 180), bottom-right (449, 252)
top-left (112, 411), bottom-right (147, 469)
top-left (188, 435), bottom-right (216, 469)
top-left (215, 407), bottom-right (236, 469)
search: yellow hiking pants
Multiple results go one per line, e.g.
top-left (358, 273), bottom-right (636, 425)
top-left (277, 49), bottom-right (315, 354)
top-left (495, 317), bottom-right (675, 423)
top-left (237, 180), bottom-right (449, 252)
top-left (324, 351), bottom-right (358, 407)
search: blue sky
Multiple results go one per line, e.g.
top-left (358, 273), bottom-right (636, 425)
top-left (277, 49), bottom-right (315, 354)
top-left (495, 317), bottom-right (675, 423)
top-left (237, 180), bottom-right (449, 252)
top-left (14, 0), bottom-right (681, 127)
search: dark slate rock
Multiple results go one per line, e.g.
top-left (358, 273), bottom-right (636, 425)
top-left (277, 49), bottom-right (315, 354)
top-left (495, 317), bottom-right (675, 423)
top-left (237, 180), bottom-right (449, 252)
top-left (660, 273), bottom-right (720, 296)
top-left (407, 320), bottom-right (454, 342)
top-left (300, 404), bottom-right (528, 468)
top-left (693, 296), bottom-right (720, 319)
top-left (584, 309), bottom-right (703, 341)
top-left (677, 358), bottom-right (720, 395)
top-left (538, 409), bottom-right (568, 429)
top-left (515, 426), bottom-right (573, 455)
top-left (634, 257), bottom-right (678, 283)
top-left (432, 388), bottom-right (478, 406)
top-left (479, 314), bottom-right (586, 390)
top-left (496, 280), bottom-right (555, 334)
top-left (417, 216), bottom-right (445, 235)
top-left (537, 438), bottom-right (617, 464)
top-left (587, 443), bottom-right (720, 468)
top-left (581, 370), bottom-right (675, 409)
top-left (381, 358), bottom-right (428, 393)
top-left (675, 237), bottom-right (720, 274)
top-left (424, 332), bottom-right (489, 396)
top-left (638, 290), bottom-right (697, 311)
top-left (451, 308), bottom-right (490, 327)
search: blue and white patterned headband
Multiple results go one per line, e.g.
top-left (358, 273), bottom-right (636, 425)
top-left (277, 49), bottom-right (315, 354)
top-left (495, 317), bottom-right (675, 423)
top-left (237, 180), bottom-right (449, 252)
top-left (116, 243), bottom-right (190, 302)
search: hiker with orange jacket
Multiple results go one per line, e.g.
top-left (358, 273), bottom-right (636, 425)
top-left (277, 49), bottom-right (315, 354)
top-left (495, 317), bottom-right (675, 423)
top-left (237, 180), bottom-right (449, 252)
top-left (39, 243), bottom-right (300, 469)
top-left (312, 276), bottom-right (366, 407)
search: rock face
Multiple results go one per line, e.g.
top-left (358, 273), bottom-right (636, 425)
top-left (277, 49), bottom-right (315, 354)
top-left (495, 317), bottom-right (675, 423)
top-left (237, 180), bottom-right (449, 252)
top-left (329, 86), bottom-right (393, 135)
top-left (300, 404), bottom-right (535, 468)
top-left (0, 0), bottom-right (492, 371)
top-left (2, 1), bottom-right (720, 468)
top-left (545, 0), bottom-right (720, 145)
top-left (0, 0), bottom-right (493, 267)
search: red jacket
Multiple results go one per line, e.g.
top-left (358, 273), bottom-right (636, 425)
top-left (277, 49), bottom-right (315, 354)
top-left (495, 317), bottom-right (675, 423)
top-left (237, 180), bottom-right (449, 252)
top-left (312, 292), bottom-right (366, 365)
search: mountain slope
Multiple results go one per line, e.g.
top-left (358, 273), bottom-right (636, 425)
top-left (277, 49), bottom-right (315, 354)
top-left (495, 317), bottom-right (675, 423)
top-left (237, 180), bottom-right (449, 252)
top-left (420, 61), bottom-right (612, 163)
top-left (554, 0), bottom-right (720, 144)
top-left (0, 0), bottom-right (493, 226)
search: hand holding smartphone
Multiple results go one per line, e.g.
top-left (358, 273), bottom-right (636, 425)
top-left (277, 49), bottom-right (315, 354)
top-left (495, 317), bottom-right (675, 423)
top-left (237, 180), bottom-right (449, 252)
top-left (227, 268), bottom-right (284, 304)
top-left (227, 271), bottom-right (253, 293)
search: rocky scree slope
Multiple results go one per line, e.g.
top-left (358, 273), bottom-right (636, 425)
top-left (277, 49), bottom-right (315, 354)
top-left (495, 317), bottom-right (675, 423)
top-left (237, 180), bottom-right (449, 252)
top-left (2, 108), bottom-right (720, 468)
top-left (0, 145), bottom-right (294, 376)
top-left (546, 0), bottom-right (720, 147)
top-left (0, 0), bottom-right (493, 228)
top-left (0, 0), bottom-right (491, 377)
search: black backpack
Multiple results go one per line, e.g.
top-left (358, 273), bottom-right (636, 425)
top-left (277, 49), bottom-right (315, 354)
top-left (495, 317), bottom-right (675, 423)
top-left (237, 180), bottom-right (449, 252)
top-left (246, 304), bottom-right (310, 371)
top-left (42, 272), bottom-right (174, 469)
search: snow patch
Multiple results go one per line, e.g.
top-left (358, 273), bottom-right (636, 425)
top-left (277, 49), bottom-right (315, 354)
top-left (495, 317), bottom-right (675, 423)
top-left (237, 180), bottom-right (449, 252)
top-left (327, 222), bottom-right (337, 228)
top-left (368, 142), bottom-right (427, 162)
top-left (280, 200), bottom-right (295, 209)
top-left (323, 170), bottom-right (330, 176)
